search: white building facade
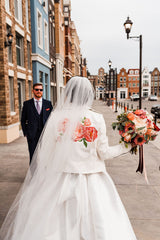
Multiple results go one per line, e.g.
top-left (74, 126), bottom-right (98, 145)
top-left (142, 67), bottom-right (151, 98)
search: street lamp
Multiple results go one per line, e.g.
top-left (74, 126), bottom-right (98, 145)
top-left (124, 16), bottom-right (142, 109)
top-left (108, 59), bottom-right (112, 69)
top-left (124, 17), bottom-right (143, 174)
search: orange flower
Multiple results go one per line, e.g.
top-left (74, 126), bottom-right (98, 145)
top-left (127, 112), bottom-right (135, 121)
top-left (134, 109), bottom-right (145, 115)
top-left (145, 128), bottom-right (152, 136)
top-left (134, 135), bottom-right (146, 146)
top-left (125, 122), bottom-right (135, 133)
top-left (122, 132), bottom-right (132, 142)
top-left (84, 127), bottom-right (98, 142)
top-left (134, 109), bottom-right (146, 119)
top-left (84, 118), bottom-right (91, 126)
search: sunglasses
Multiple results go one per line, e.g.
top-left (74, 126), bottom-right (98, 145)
top-left (34, 89), bottom-right (43, 92)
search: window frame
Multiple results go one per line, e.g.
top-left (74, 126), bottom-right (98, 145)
top-left (16, 33), bottom-right (24, 67)
top-left (9, 77), bottom-right (15, 113)
top-left (44, 19), bottom-right (49, 53)
top-left (37, 10), bottom-right (43, 49)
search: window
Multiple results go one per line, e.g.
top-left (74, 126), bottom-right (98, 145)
top-left (39, 71), bottom-right (43, 83)
top-left (45, 73), bottom-right (48, 99)
top-left (120, 91), bottom-right (126, 99)
top-left (124, 77), bottom-right (126, 82)
top-left (133, 77), bottom-right (136, 81)
top-left (120, 83), bottom-right (123, 87)
top-left (135, 70), bottom-right (139, 74)
top-left (27, 41), bottom-right (31, 69)
top-left (129, 83), bottom-right (131, 87)
top-left (28, 81), bottom-right (32, 98)
top-left (120, 77), bottom-right (122, 82)
top-left (137, 83), bottom-right (139, 87)
top-left (43, 0), bottom-right (47, 12)
top-left (9, 77), bottom-right (14, 112)
top-left (7, 25), bottom-right (12, 63)
top-left (129, 77), bottom-right (131, 81)
top-left (5, 0), bottom-right (10, 12)
top-left (16, 33), bottom-right (24, 66)
top-left (64, 7), bottom-right (68, 12)
top-left (52, 25), bottom-right (55, 47)
top-left (124, 83), bottom-right (126, 87)
top-left (37, 11), bottom-right (43, 48)
top-left (14, 0), bottom-right (22, 24)
top-left (26, 0), bottom-right (29, 30)
top-left (154, 82), bottom-right (158, 86)
top-left (144, 75), bottom-right (148, 78)
top-left (122, 72), bottom-right (124, 76)
top-left (133, 83), bottom-right (136, 87)
top-left (137, 77), bottom-right (139, 81)
top-left (49, 21), bottom-right (52, 44)
top-left (44, 20), bottom-right (48, 53)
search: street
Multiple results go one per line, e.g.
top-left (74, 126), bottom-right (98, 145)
top-left (118, 98), bottom-right (160, 117)
top-left (0, 100), bottom-right (160, 240)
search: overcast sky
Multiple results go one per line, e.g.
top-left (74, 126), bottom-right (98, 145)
top-left (71, 0), bottom-right (160, 75)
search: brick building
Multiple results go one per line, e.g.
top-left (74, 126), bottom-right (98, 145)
top-left (70, 21), bottom-right (81, 76)
top-left (80, 57), bottom-right (88, 77)
top-left (55, 0), bottom-right (65, 101)
top-left (128, 69), bottom-right (139, 97)
top-left (151, 67), bottom-right (160, 97)
top-left (117, 68), bottom-right (128, 99)
top-left (0, 0), bottom-right (32, 143)
top-left (88, 75), bottom-right (97, 91)
top-left (48, 0), bottom-right (57, 105)
top-left (94, 68), bottom-right (105, 100)
top-left (63, 0), bottom-right (73, 83)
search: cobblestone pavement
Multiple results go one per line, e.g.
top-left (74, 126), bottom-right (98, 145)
top-left (0, 100), bottom-right (160, 240)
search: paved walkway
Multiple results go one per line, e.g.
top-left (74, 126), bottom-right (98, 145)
top-left (0, 100), bottom-right (160, 240)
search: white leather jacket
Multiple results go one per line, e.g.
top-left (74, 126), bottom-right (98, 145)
top-left (63, 110), bottom-right (129, 173)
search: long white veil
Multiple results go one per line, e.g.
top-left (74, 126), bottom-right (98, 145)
top-left (0, 76), bottom-right (94, 240)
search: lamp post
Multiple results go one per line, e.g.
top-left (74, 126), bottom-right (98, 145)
top-left (108, 59), bottom-right (112, 106)
top-left (124, 17), bottom-right (142, 109)
top-left (124, 17), bottom-right (143, 174)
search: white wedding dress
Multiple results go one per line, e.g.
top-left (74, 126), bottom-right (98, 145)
top-left (0, 110), bottom-right (137, 240)
top-left (0, 77), bottom-right (137, 240)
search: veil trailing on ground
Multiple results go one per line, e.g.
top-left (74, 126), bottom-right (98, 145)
top-left (0, 76), bottom-right (94, 240)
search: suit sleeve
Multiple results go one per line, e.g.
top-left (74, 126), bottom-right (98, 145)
top-left (97, 114), bottom-right (130, 161)
top-left (21, 102), bottom-right (27, 137)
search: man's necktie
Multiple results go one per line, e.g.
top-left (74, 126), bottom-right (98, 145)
top-left (36, 101), bottom-right (41, 114)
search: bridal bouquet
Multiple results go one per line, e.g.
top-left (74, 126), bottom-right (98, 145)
top-left (112, 109), bottom-right (160, 154)
top-left (112, 109), bottom-right (160, 175)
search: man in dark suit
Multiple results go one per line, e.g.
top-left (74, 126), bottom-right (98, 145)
top-left (21, 83), bottom-right (53, 164)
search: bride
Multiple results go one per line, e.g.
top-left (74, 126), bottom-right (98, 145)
top-left (0, 76), bottom-right (137, 240)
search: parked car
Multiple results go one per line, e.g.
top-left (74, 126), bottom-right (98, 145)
top-left (130, 94), bottom-right (139, 101)
top-left (151, 104), bottom-right (160, 114)
top-left (148, 95), bottom-right (158, 101)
